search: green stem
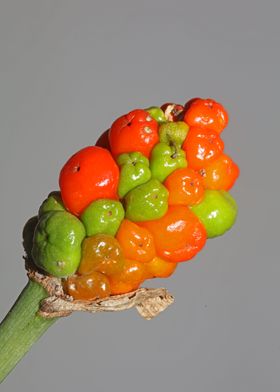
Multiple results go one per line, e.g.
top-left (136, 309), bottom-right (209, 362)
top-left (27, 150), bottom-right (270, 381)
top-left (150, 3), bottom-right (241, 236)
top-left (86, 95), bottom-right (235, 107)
top-left (0, 280), bottom-right (57, 383)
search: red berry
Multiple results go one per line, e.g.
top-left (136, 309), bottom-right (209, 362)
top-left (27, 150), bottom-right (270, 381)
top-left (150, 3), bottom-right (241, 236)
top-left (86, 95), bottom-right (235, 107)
top-left (184, 98), bottom-right (228, 134)
top-left (182, 127), bottom-right (224, 170)
top-left (109, 109), bottom-right (159, 158)
top-left (59, 146), bottom-right (119, 216)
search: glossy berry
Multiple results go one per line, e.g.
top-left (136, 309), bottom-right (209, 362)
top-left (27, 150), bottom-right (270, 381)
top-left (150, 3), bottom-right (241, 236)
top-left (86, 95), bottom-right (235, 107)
top-left (139, 205), bottom-right (207, 263)
top-left (65, 271), bottom-right (111, 300)
top-left (146, 257), bottom-right (177, 279)
top-left (109, 259), bottom-right (147, 295)
top-left (182, 127), bottom-right (224, 170)
top-left (124, 178), bottom-right (169, 222)
top-left (109, 109), bottom-right (159, 158)
top-left (145, 106), bottom-right (166, 123)
top-left (59, 146), bottom-right (119, 216)
top-left (81, 199), bottom-right (124, 237)
top-left (78, 234), bottom-right (124, 277)
top-left (164, 167), bottom-right (204, 206)
top-left (184, 98), bottom-right (228, 134)
top-left (190, 190), bottom-right (238, 238)
top-left (200, 154), bottom-right (239, 190)
top-left (117, 152), bottom-right (151, 198)
top-left (150, 142), bottom-right (187, 183)
top-left (116, 219), bottom-right (156, 263)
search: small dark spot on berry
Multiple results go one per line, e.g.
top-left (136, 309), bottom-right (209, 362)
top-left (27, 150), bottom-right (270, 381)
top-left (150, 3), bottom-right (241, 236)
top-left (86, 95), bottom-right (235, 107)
top-left (73, 165), bottom-right (80, 173)
top-left (108, 210), bottom-right (113, 216)
top-left (200, 169), bottom-right (206, 177)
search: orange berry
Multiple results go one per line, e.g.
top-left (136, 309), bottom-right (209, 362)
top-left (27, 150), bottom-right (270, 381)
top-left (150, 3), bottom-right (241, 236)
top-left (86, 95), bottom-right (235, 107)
top-left (146, 257), bottom-right (177, 279)
top-left (109, 259), bottom-right (147, 295)
top-left (182, 127), bottom-right (224, 170)
top-left (116, 219), bottom-right (156, 263)
top-left (138, 206), bottom-right (207, 263)
top-left (164, 167), bottom-right (204, 206)
top-left (200, 154), bottom-right (239, 191)
top-left (184, 98), bottom-right (228, 134)
top-left (78, 234), bottom-right (124, 277)
top-left (65, 271), bottom-right (111, 300)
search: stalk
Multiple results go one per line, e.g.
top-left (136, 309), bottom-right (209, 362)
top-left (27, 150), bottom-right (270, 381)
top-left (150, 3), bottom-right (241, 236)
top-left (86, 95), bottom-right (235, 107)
top-left (0, 280), bottom-right (57, 383)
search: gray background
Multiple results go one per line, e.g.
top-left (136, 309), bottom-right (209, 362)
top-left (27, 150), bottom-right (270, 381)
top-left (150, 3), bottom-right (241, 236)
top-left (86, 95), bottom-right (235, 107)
top-left (0, 0), bottom-right (279, 391)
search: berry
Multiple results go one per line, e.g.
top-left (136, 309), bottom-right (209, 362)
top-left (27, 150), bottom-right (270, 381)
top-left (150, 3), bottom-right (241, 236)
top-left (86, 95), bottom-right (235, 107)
top-left (81, 199), bottom-right (124, 237)
top-left (117, 152), bottom-right (151, 198)
top-left (164, 167), bottom-right (204, 206)
top-left (59, 146), bottom-right (119, 216)
top-left (65, 271), bottom-right (111, 300)
top-left (146, 257), bottom-right (177, 279)
top-left (109, 259), bottom-right (147, 295)
top-left (200, 154), bottom-right (239, 190)
top-left (124, 178), bottom-right (169, 221)
top-left (116, 219), bottom-right (156, 263)
top-left (139, 205), bottom-right (207, 263)
top-left (190, 190), bottom-right (238, 238)
top-left (109, 109), bottom-right (159, 158)
top-left (32, 211), bottom-right (86, 278)
top-left (184, 98), bottom-right (228, 134)
top-left (38, 191), bottom-right (65, 217)
top-left (182, 127), bottom-right (224, 169)
top-left (150, 142), bottom-right (187, 183)
top-left (145, 106), bottom-right (166, 123)
top-left (158, 121), bottom-right (189, 148)
top-left (78, 234), bottom-right (124, 276)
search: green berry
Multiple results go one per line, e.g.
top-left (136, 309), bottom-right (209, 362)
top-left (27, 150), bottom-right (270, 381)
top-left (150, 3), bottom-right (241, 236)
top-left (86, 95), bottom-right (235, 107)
top-left (124, 178), bottom-right (169, 221)
top-left (32, 211), bottom-right (86, 277)
top-left (150, 142), bottom-right (187, 182)
top-left (117, 152), bottom-right (151, 198)
top-left (81, 199), bottom-right (124, 236)
top-left (159, 121), bottom-right (189, 147)
top-left (190, 190), bottom-right (238, 238)
top-left (145, 106), bottom-right (166, 123)
top-left (39, 191), bottom-right (65, 217)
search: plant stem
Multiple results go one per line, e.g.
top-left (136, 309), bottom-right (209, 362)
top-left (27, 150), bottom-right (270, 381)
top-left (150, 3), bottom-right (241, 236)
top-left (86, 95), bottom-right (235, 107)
top-left (0, 280), bottom-right (57, 383)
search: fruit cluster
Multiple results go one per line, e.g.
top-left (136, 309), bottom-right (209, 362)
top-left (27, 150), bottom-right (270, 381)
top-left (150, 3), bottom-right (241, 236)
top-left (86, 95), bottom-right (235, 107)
top-left (31, 98), bottom-right (239, 300)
